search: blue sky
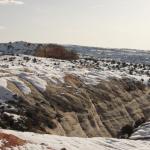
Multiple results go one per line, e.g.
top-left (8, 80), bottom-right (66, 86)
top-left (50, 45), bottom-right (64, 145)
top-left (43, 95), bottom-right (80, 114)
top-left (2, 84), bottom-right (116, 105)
top-left (0, 0), bottom-right (150, 50)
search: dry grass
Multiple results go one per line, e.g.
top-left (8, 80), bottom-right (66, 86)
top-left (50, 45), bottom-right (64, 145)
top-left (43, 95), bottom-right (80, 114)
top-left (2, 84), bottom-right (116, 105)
top-left (0, 132), bottom-right (26, 149)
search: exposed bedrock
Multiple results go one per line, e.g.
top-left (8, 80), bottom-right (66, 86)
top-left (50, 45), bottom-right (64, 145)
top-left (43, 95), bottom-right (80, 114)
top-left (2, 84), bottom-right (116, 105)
top-left (0, 75), bottom-right (150, 138)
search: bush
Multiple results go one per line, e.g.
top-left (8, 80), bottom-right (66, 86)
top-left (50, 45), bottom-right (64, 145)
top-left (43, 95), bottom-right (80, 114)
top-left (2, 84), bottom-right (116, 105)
top-left (118, 124), bottom-right (134, 139)
top-left (35, 44), bottom-right (79, 60)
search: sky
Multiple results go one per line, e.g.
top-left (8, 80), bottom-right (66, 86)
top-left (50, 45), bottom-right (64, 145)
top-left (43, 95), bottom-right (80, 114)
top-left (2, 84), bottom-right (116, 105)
top-left (0, 0), bottom-right (150, 50)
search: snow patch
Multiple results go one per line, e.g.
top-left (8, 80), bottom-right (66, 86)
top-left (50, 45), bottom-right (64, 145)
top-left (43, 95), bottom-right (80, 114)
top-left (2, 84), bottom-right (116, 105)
top-left (19, 73), bottom-right (47, 92)
top-left (130, 121), bottom-right (150, 140)
top-left (0, 78), bottom-right (14, 102)
top-left (1, 129), bottom-right (150, 150)
top-left (7, 76), bottom-right (31, 95)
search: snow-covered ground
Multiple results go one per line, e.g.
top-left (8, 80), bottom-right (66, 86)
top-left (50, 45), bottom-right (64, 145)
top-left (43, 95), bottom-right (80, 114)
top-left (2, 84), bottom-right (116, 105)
top-left (0, 55), bottom-right (149, 93)
top-left (0, 129), bottom-right (150, 150)
top-left (67, 45), bottom-right (150, 64)
top-left (0, 54), bottom-right (148, 105)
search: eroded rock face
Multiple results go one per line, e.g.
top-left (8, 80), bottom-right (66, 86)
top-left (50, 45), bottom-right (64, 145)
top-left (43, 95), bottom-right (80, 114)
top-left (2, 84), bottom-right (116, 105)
top-left (1, 74), bottom-right (150, 138)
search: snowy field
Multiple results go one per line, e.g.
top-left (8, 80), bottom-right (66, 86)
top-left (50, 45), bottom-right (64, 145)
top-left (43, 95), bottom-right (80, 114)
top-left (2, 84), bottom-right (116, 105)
top-left (67, 45), bottom-right (150, 64)
top-left (0, 55), bottom-right (149, 97)
top-left (0, 129), bottom-right (150, 150)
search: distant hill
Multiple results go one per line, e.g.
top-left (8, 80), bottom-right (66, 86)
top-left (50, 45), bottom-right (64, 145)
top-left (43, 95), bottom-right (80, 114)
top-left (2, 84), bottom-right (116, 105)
top-left (0, 41), bottom-right (150, 64)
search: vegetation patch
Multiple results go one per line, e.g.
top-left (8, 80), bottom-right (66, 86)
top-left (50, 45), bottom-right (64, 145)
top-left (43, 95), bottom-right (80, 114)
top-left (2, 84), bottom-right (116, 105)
top-left (35, 44), bottom-right (79, 60)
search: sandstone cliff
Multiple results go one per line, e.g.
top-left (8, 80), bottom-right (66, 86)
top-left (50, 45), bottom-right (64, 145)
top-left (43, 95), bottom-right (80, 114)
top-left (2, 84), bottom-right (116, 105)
top-left (0, 55), bottom-right (149, 138)
top-left (1, 75), bottom-right (150, 138)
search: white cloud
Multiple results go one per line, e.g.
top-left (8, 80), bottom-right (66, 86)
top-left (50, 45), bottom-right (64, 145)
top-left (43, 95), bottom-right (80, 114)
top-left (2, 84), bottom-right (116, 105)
top-left (0, 0), bottom-right (24, 5)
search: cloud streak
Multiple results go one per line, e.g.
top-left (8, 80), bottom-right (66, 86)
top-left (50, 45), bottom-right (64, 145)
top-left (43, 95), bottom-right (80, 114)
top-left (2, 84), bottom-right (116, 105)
top-left (0, 0), bottom-right (24, 5)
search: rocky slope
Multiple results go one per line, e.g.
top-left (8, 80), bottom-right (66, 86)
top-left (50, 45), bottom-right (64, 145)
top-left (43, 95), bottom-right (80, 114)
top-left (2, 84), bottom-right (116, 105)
top-left (0, 54), bottom-right (149, 138)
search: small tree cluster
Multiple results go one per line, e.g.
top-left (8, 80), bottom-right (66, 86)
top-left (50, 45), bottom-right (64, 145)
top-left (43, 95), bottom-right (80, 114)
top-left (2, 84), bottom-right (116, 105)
top-left (117, 117), bottom-right (146, 139)
top-left (35, 44), bottom-right (79, 60)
